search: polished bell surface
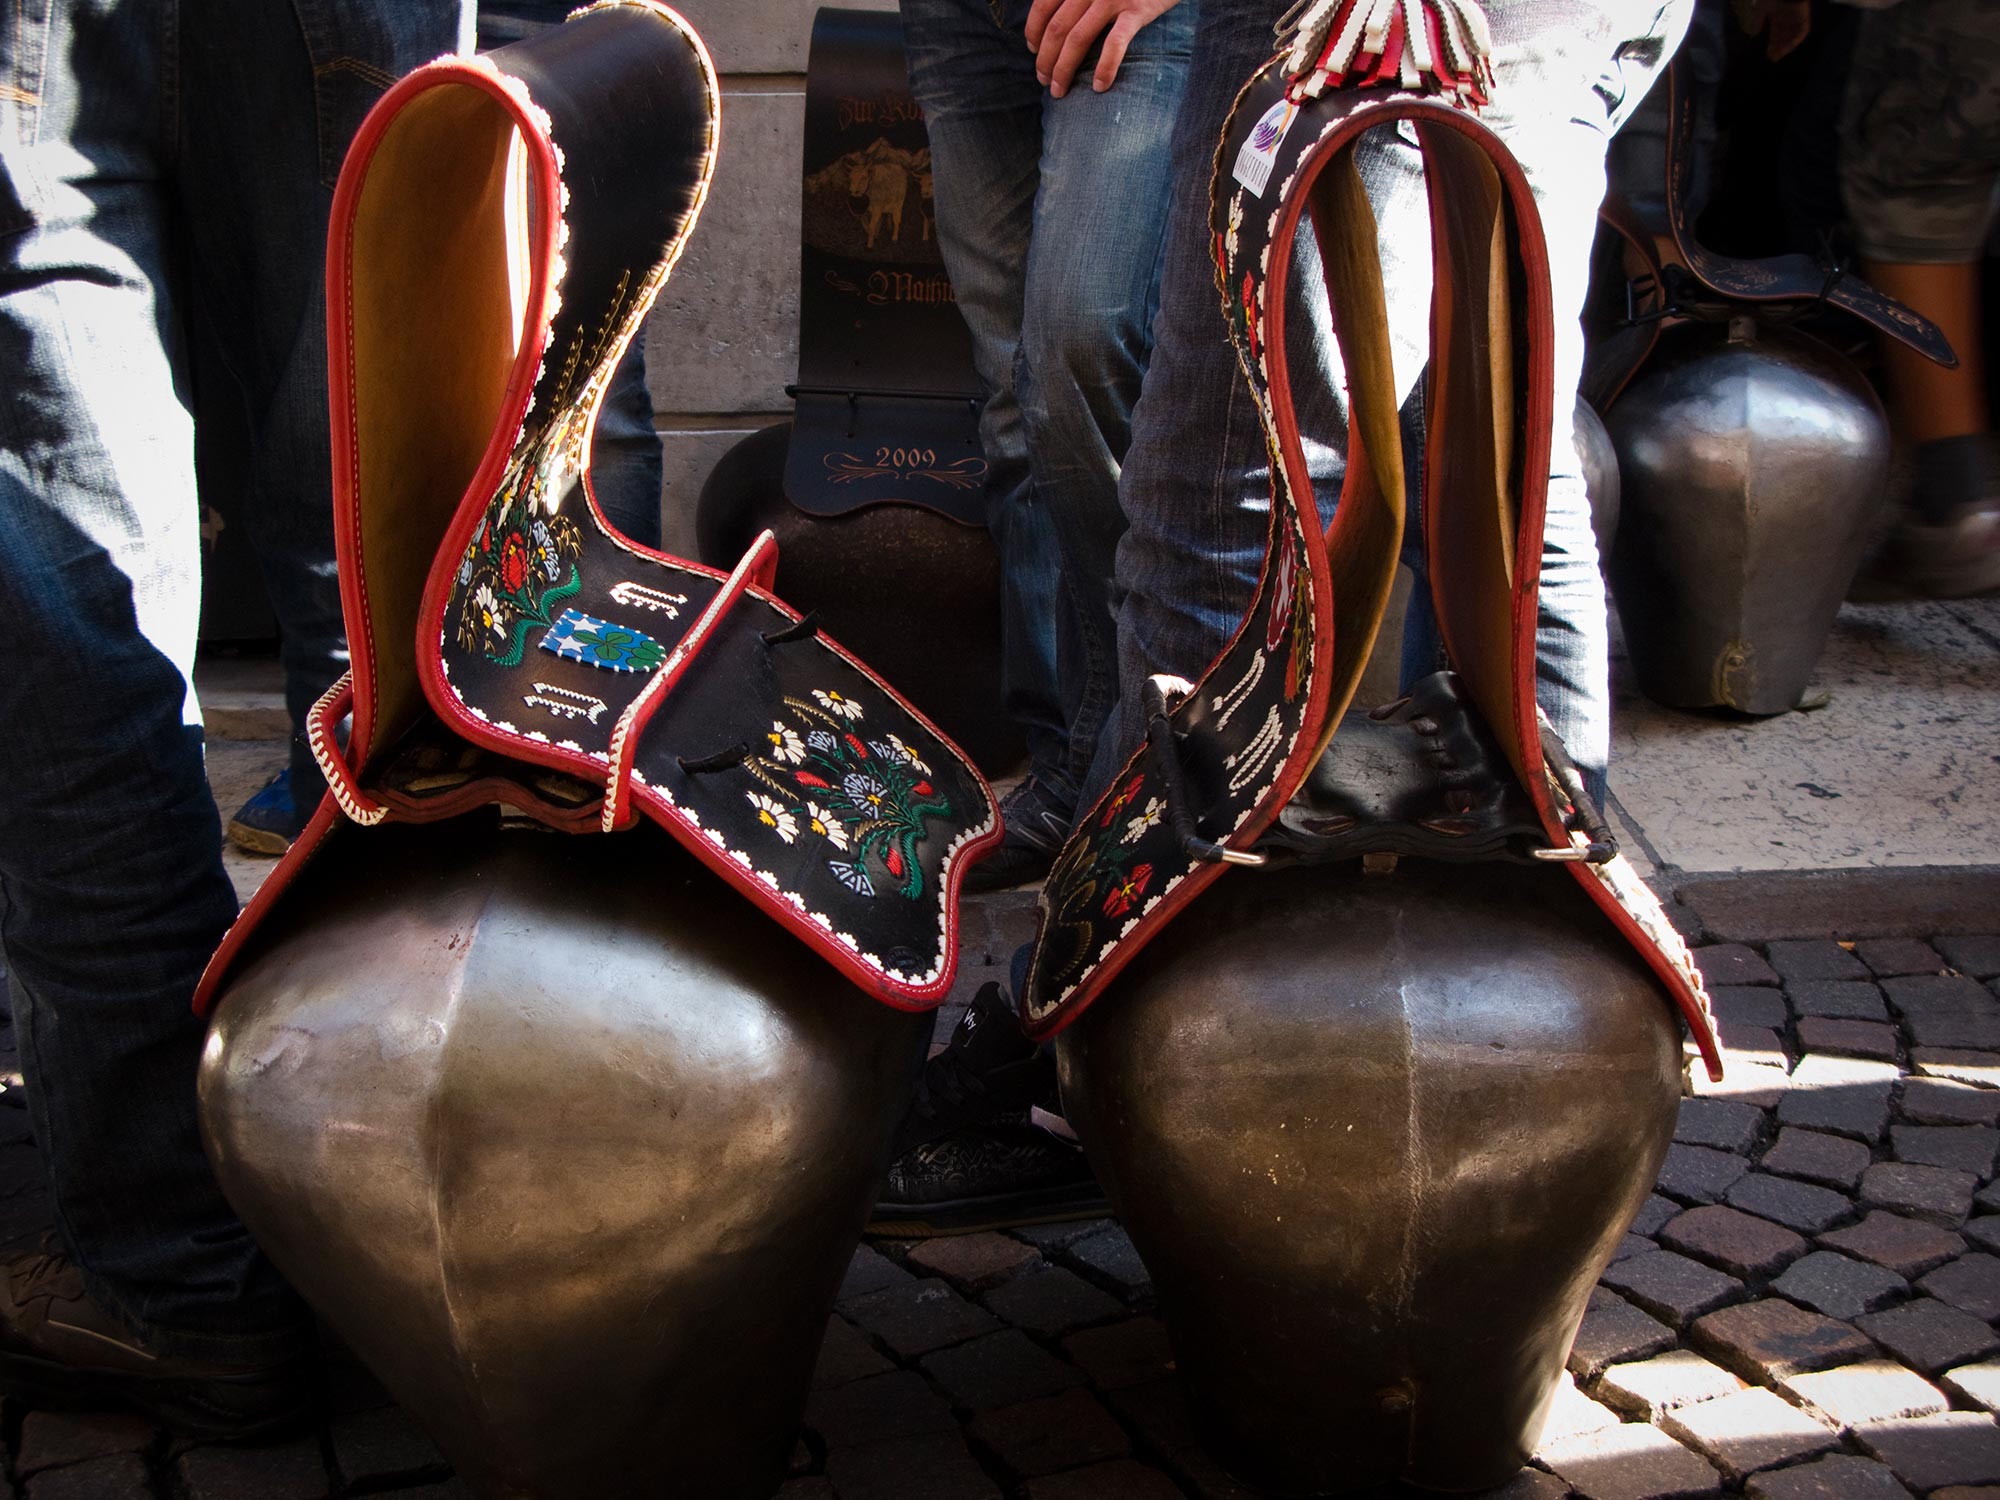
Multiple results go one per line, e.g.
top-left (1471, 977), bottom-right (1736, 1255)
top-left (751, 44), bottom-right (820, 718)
top-left (696, 421), bottom-right (1022, 774)
top-left (200, 818), bottom-right (926, 1500)
top-left (1055, 858), bottom-right (1681, 1496)
top-left (1605, 317), bottom-right (1890, 714)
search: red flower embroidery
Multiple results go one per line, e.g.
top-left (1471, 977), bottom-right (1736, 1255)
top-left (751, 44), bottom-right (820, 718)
top-left (846, 734), bottom-right (868, 758)
top-left (914, 781), bottom-right (933, 797)
top-left (1267, 523), bottom-right (1296, 652)
top-left (1101, 862), bottom-right (1154, 918)
top-left (795, 771), bottom-right (830, 790)
top-left (499, 532), bottom-right (529, 593)
top-left (885, 846), bottom-right (905, 878)
top-left (1242, 272), bottom-right (1261, 361)
top-left (1100, 775), bottom-right (1145, 828)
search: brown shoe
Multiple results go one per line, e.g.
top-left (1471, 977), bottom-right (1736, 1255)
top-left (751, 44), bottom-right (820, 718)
top-left (0, 1240), bottom-right (311, 1439)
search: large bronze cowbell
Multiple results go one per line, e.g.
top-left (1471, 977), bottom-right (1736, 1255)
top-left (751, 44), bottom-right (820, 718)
top-left (194, 7), bottom-right (996, 1496)
top-left (1606, 314), bottom-right (1890, 714)
top-left (1018, 28), bottom-right (1722, 1494)
top-left (1586, 62), bottom-right (1953, 715)
top-left (202, 822), bottom-right (925, 1500)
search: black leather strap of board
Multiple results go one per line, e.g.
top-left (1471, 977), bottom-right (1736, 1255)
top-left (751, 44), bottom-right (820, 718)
top-left (1588, 53), bottom-right (1956, 410)
top-left (786, 8), bottom-right (986, 524)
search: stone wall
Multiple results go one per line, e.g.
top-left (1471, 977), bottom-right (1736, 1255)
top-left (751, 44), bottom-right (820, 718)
top-left (643, 0), bottom-right (898, 559)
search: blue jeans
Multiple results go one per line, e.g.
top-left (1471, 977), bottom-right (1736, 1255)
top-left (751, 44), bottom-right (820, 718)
top-left (0, 0), bottom-right (467, 1358)
top-left (902, 0), bottom-right (1193, 807)
top-left (1082, 0), bottom-right (1692, 816)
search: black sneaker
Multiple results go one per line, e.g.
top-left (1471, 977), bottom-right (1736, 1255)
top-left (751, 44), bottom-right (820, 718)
top-left (870, 1119), bottom-right (1108, 1238)
top-left (0, 1240), bottom-right (312, 1439)
top-left (892, 981), bottom-right (1055, 1159)
top-left (872, 982), bottom-right (1109, 1236)
top-left (226, 768), bottom-right (310, 857)
top-left (967, 775), bottom-right (1075, 892)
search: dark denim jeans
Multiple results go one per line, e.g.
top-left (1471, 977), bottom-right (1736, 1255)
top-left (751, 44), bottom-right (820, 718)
top-left (1080, 0), bottom-right (1692, 815)
top-left (0, 0), bottom-right (470, 1358)
top-left (902, 0), bottom-right (1193, 806)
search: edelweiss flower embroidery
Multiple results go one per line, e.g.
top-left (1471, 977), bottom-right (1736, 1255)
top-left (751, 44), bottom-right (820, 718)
top-left (747, 792), bottom-right (798, 844)
top-left (805, 801), bottom-right (848, 852)
top-left (829, 860), bottom-right (874, 896)
top-left (813, 688), bottom-right (864, 721)
top-left (450, 466), bottom-right (582, 664)
top-left (886, 734), bottom-right (930, 775)
top-left (766, 722), bottom-right (806, 764)
top-left (530, 517), bottom-right (564, 581)
top-left (474, 583), bottom-right (507, 640)
top-left (738, 692), bottom-right (956, 903)
top-left (1123, 797), bottom-right (1165, 844)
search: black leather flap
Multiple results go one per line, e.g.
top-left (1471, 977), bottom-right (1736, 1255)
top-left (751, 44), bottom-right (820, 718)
top-left (1258, 671), bottom-right (1547, 864)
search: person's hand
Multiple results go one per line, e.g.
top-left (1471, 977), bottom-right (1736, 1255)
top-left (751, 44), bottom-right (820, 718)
top-left (1024, 0), bottom-right (1182, 98)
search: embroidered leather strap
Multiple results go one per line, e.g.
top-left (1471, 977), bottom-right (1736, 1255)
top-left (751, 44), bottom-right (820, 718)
top-left (1021, 53), bottom-right (1726, 1079)
top-left (306, 675), bottom-right (388, 828)
top-left (194, 3), bottom-right (999, 1019)
top-left (599, 531), bottom-right (779, 833)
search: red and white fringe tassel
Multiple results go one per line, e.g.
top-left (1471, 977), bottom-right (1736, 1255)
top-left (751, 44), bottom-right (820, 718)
top-left (1280, 0), bottom-right (1494, 105)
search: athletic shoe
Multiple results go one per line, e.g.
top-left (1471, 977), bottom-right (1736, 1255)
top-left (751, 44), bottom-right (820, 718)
top-left (966, 775), bottom-right (1074, 892)
top-left (891, 982), bottom-right (1055, 1159)
top-left (872, 982), bottom-right (1109, 1235)
top-left (870, 1117), bottom-right (1108, 1238)
top-left (226, 768), bottom-right (308, 857)
top-left (0, 1241), bottom-right (311, 1439)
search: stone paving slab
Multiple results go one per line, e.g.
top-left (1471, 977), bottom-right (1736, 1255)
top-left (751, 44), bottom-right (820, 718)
top-left (1598, 1350), bottom-right (1746, 1421)
top-left (1606, 597), bottom-right (2000, 877)
top-left (1660, 1385), bottom-right (1839, 1481)
top-left (1778, 1360), bottom-right (1947, 1430)
top-left (1744, 1453), bottom-right (1913, 1499)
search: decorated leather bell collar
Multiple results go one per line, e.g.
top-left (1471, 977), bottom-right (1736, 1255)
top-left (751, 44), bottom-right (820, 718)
top-left (196, 2), bottom-right (1000, 1018)
top-left (1020, 3), bottom-right (1725, 1080)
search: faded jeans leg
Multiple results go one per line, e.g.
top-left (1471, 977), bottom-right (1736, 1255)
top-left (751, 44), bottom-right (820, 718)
top-left (905, 0), bottom-right (1191, 803)
top-left (1085, 0), bottom-right (1691, 815)
top-left (0, 0), bottom-right (303, 1356)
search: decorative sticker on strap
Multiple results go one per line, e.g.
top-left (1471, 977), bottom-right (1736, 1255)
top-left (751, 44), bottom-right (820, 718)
top-left (539, 608), bottom-right (667, 673)
top-left (1233, 96), bottom-right (1301, 196)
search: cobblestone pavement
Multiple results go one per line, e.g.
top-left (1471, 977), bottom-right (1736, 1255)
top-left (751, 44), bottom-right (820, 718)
top-left (8, 916), bottom-right (2000, 1497)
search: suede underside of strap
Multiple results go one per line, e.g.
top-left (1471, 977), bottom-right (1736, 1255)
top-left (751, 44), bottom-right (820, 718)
top-left (347, 87), bottom-right (525, 771)
top-left (1302, 146), bottom-right (1405, 765)
top-left (1416, 122), bottom-right (1527, 786)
